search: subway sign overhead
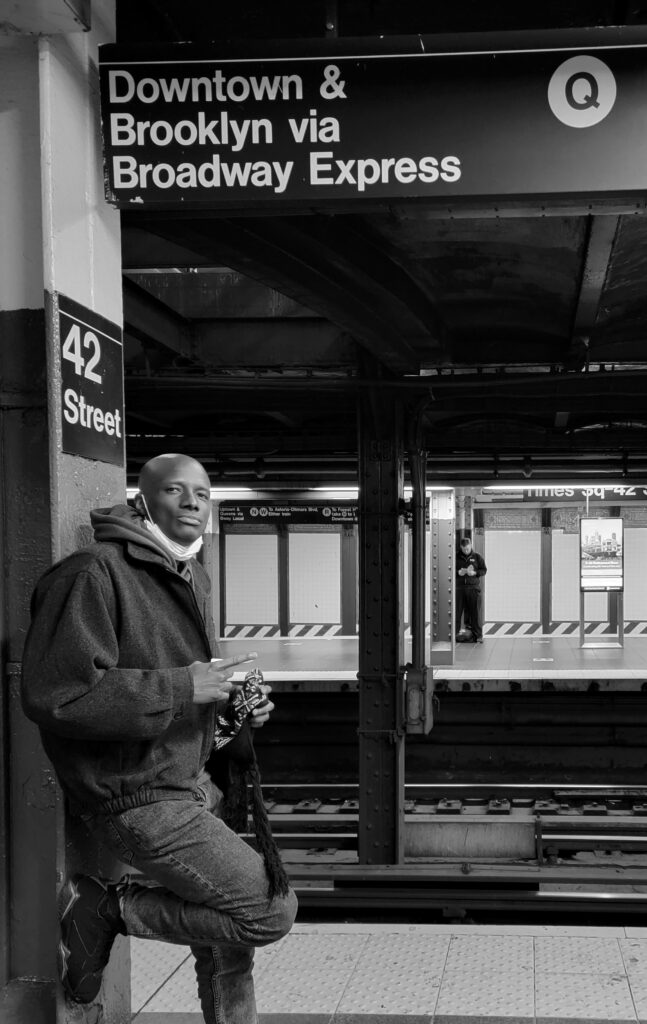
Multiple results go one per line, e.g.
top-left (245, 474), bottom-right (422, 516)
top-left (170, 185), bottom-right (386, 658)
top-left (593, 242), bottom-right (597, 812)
top-left (99, 39), bottom-right (647, 207)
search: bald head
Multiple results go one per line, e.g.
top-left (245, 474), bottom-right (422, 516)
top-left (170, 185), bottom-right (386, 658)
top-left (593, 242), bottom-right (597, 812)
top-left (139, 453), bottom-right (209, 494)
top-left (136, 453), bottom-right (211, 544)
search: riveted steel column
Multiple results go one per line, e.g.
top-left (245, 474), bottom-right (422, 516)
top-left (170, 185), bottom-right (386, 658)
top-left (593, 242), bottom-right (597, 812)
top-left (358, 395), bottom-right (405, 864)
top-left (541, 507), bottom-right (552, 633)
top-left (608, 506), bottom-right (620, 632)
top-left (430, 490), bottom-right (456, 666)
top-left (340, 524), bottom-right (358, 635)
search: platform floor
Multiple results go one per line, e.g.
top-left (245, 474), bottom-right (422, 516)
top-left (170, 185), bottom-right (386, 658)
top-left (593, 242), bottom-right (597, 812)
top-left (130, 923), bottom-right (647, 1023)
top-left (218, 635), bottom-right (647, 686)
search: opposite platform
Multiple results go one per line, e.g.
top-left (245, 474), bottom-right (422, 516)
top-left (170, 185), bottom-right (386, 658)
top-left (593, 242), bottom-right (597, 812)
top-left (130, 922), bottom-right (647, 1024)
top-left (219, 635), bottom-right (647, 688)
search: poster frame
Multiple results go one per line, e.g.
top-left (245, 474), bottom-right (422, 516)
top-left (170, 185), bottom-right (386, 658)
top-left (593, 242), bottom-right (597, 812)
top-left (579, 515), bottom-right (624, 593)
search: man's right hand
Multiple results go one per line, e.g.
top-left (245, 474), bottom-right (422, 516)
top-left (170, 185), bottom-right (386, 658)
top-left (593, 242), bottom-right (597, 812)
top-left (189, 652), bottom-right (258, 705)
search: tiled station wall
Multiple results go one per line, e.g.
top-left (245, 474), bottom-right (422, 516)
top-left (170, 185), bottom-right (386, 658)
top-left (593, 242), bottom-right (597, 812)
top-left (483, 504), bottom-right (647, 629)
top-left (217, 504), bottom-right (647, 636)
top-left (221, 522), bottom-right (346, 637)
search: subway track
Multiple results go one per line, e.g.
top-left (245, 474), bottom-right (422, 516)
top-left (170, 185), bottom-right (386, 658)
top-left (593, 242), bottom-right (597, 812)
top-left (259, 784), bottom-right (647, 921)
top-left (245, 662), bottom-right (647, 918)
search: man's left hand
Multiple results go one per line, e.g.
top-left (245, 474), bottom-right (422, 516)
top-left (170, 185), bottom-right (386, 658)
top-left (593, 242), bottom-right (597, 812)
top-left (250, 684), bottom-right (274, 728)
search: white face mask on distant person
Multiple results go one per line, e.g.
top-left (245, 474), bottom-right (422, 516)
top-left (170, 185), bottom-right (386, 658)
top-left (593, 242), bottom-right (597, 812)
top-left (139, 494), bottom-right (204, 560)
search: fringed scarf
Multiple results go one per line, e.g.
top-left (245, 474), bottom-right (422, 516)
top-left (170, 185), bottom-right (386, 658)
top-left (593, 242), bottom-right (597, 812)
top-left (216, 721), bottom-right (291, 901)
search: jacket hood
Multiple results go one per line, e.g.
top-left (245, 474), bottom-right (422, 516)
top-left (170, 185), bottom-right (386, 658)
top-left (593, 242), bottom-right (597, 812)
top-left (90, 503), bottom-right (176, 568)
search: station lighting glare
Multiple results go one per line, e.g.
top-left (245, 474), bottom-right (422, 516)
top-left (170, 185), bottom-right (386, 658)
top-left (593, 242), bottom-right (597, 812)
top-left (481, 483), bottom-right (614, 492)
top-left (207, 488), bottom-right (257, 498)
top-left (311, 486), bottom-right (358, 493)
top-left (125, 485), bottom-right (456, 500)
top-left (125, 487), bottom-right (256, 499)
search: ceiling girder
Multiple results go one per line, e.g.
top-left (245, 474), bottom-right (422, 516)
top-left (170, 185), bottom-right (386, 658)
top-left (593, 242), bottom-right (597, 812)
top-left (123, 277), bottom-right (193, 359)
top-left (123, 216), bottom-right (423, 374)
top-left (568, 214), bottom-right (620, 368)
top-left (191, 319), bottom-right (356, 368)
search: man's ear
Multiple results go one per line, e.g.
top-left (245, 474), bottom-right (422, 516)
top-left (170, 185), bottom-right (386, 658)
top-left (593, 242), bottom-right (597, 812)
top-left (133, 492), bottom-right (146, 517)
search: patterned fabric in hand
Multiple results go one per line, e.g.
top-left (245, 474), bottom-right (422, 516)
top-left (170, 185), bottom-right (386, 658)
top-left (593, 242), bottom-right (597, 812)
top-left (213, 669), bottom-right (268, 750)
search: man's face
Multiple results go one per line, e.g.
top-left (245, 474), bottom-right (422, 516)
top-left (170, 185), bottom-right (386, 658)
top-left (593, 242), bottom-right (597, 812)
top-left (460, 540), bottom-right (472, 556)
top-left (140, 459), bottom-right (211, 543)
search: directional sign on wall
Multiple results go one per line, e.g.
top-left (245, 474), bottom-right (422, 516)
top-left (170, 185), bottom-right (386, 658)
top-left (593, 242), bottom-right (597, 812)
top-left (57, 293), bottom-right (125, 467)
top-left (219, 501), bottom-right (357, 524)
top-left (99, 38), bottom-right (647, 207)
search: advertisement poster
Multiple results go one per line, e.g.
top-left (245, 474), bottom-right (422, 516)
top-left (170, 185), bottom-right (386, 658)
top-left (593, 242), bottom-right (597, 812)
top-left (579, 517), bottom-right (624, 591)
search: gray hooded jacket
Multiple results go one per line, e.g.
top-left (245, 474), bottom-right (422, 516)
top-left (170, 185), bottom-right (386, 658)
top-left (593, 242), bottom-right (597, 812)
top-left (21, 504), bottom-right (219, 815)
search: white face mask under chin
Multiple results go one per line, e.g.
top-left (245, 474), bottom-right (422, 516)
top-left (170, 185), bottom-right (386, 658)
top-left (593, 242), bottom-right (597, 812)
top-left (139, 495), bottom-right (204, 560)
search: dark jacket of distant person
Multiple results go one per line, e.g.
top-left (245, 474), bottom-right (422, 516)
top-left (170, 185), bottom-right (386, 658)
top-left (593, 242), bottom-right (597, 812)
top-left (456, 546), bottom-right (487, 588)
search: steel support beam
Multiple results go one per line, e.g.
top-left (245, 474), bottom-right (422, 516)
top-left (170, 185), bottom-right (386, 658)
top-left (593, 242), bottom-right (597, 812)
top-left (430, 490), bottom-right (455, 668)
top-left (357, 392), bottom-right (405, 864)
top-left (340, 525), bottom-right (358, 636)
top-left (123, 277), bottom-right (194, 360)
top-left (541, 508), bottom-right (552, 632)
top-left (126, 218), bottom-right (422, 374)
top-left (572, 215), bottom-right (621, 344)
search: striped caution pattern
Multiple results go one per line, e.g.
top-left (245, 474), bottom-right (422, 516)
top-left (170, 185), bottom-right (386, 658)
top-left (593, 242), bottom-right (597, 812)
top-left (404, 622), bottom-right (647, 637)
top-left (288, 623), bottom-right (345, 638)
top-left (224, 624), bottom-right (281, 638)
top-left (224, 623), bottom-right (345, 638)
top-left (484, 621), bottom-right (647, 637)
top-left (226, 621), bottom-right (647, 638)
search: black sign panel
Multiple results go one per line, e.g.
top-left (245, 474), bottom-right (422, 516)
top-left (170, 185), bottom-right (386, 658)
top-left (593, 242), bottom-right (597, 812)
top-left (482, 485), bottom-right (647, 502)
top-left (58, 294), bottom-right (125, 467)
top-left (219, 501), bottom-right (358, 524)
top-left (99, 41), bottom-right (647, 207)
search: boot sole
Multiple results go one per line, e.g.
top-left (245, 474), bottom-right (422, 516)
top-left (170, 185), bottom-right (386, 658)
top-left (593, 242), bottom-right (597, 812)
top-left (57, 876), bottom-right (100, 1004)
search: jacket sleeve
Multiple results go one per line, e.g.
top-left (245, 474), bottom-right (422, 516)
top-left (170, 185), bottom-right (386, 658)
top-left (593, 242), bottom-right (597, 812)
top-left (21, 568), bottom-right (194, 741)
top-left (476, 553), bottom-right (487, 577)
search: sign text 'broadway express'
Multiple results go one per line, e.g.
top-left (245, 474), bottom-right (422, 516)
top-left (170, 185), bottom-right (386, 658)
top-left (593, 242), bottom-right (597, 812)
top-left (105, 66), bottom-right (462, 194)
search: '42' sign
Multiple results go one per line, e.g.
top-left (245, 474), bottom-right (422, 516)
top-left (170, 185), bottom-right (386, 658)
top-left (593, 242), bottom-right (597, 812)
top-left (57, 293), bottom-right (124, 467)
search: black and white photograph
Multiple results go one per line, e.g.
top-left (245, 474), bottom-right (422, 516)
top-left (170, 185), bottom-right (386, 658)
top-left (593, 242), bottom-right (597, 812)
top-left (5, 4), bottom-right (647, 1024)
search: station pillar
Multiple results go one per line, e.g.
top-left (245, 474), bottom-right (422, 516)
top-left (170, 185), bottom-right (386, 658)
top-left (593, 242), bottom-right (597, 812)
top-left (0, 3), bottom-right (128, 1022)
top-left (357, 393), bottom-right (406, 864)
top-left (455, 487), bottom-right (473, 540)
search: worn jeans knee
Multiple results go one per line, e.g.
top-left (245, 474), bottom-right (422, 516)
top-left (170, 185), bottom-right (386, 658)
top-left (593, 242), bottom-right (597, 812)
top-left (88, 788), bottom-right (297, 949)
top-left (243, 888), bottom-right (298, 947)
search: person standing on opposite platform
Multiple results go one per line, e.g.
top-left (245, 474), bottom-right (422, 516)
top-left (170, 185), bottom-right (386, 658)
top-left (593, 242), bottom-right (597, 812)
top-left (456, 535), bottom-right (487, 643)
top-left (21, 452), bottom-right (297, 1024)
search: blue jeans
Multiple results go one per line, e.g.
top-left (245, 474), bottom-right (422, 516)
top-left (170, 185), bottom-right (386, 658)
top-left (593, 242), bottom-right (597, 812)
top-left (85, 773), bottom-right (297, 1024)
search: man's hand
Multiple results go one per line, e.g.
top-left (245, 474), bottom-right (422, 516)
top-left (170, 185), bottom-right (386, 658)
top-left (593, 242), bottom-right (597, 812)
top-left (466, 565), bottom-right (476, 576)
top-left (189, 653), bottom-right (258, 705)
top-left (458, 568), bottom-right (467, 576)
top-left (250, 685), bottom-right (274, 728)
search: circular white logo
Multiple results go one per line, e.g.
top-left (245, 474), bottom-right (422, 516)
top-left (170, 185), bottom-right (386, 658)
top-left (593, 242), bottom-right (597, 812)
top-left (548, 55), bottom-right (616, 128)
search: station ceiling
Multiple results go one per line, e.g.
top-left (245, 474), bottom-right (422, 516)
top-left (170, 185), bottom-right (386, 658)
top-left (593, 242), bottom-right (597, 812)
top-left (117, 1), bottom-right (647, 487)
